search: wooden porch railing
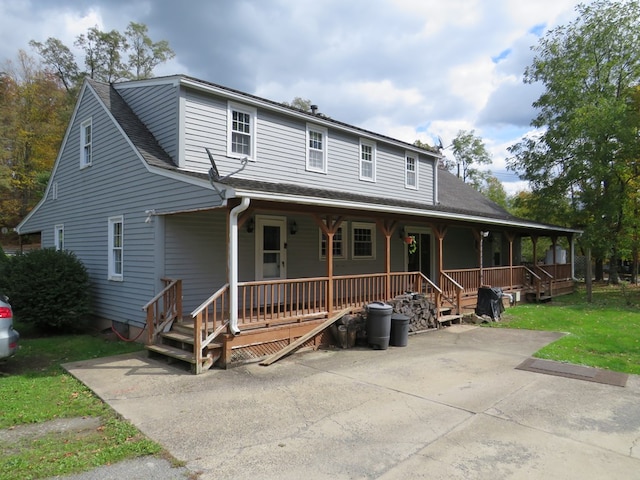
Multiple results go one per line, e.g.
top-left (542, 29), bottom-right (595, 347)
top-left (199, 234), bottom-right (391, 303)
top-left (237, 277), bottom-right (330, 326)
top-left (142, 277), bottom-right (182, 345)
top-left (187, 272), bottom-right (443, 341)
top-left (443, 266), bottom-right (528, 294)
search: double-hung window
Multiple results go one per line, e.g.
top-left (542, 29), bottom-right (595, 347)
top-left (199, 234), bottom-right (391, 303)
top-left (54, 224), bottom-right (64, 251)
top-left (108, 216), bottom-right (124, 281)
top-left (80, 118), bottom-right (92, 168)
top-left (352, 222), bottom-right (376, 259)
top-left (405, 152), bottom-right (418, 189)
top-left (359, 139), bottom-right (376, 181)
top-left (306, 124), bottom-right (328, 173)
top-left (319, 224), bottom-right (346, 260)
top-left (227, 102), bottom-right (256, 160)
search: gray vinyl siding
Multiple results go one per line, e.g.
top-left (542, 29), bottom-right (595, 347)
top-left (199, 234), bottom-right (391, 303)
top-left (442, 227), bottom-right (477, 270)
top-left (116, 83), bottom-right (179, 161)
top-left (164, 211), bottom-right (227, 313)
top-left (182, 88), bottom-right (436, 205)
top-left (19, 86), bottom-right (223, 327)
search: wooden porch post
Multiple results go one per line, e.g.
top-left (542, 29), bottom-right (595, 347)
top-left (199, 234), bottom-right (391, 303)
top-left (551, 235), bottom-right (558, 279)
top-left (432, 224), bottom-right (447, 283)
top-left (567, 234), bottom-right (575, 279)
top-left (505, 232), bottom-right (515, 289)
top-left (376, 219), bottom-right (397, 301)
top-left (531, 235), bottom-right (538, 266)
top-left (313, 214), bottom-right (344, 315)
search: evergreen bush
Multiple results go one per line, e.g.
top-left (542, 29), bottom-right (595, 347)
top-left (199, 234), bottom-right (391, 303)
top-left (0, 248), bottom-right (91, 331)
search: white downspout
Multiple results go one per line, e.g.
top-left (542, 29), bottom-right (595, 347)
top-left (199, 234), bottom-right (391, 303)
top-left (229, 197), bottom-right (250, 335)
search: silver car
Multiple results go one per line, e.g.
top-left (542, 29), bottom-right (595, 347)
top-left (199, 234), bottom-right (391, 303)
top-left (0, 293), bottom-right (19, 359)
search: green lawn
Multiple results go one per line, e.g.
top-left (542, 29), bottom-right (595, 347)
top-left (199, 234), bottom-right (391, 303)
top-left (0, 328), bottom-right (167, 480)
top-left (493, 283), bottom-right (640, 374)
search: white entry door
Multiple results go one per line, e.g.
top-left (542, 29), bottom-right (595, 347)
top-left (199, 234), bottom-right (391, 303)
top-left (255, 216), bottom-right (287, 281)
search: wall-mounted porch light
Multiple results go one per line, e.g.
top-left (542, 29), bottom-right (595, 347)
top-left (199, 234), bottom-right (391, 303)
top-left (246, 217), bottom-right (255, 233)
top-left (289, 220), bottom-right (298, 235)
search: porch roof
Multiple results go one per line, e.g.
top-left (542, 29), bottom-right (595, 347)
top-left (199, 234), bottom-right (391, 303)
top-left (215, 175), bottom-right (580, 236)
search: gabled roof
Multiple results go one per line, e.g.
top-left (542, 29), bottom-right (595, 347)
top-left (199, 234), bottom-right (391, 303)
top-left (88, 79), bottom-right (175, 170)
top-left (90, 77), bottom-right (579, 235)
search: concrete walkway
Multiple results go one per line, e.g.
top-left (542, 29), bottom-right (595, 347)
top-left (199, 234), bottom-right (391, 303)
top-left (63, 326), bottom-right (640, 479)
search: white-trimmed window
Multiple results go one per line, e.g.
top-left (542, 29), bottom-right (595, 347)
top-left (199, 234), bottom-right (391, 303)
top-left (306, 124), bottom-right (328, 173)
top-left (80, 118), bottom-right (92, 168)
top-left (227, 102), bottom-right (256, 160)
top-left (52, 182), bottom-right (58, 200)
top-left (108, 216), bottom-right (124, 281)
top-left (405, 152), bottom-right (418, 189)
top-left (54, 224), bottom-right (64, 251)
top-left (359, 139), bottom-right (376, 181)
top-left (352, 222), bottom-right (376, 259)
top-left (319, 224), bottom-right (346, 260)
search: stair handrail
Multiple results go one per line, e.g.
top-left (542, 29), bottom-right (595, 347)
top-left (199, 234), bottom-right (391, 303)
top-left (191, 283), bottom-right (230, 366)
top-left (523, 266), bottom-right (544, 301)
top-left (439, 272), bottom-right (463, 316)
top-left (534, 265), bottom-right (554, 297)
top-left (142, 278), bottom-right (182, 345)
top-left (417, 272), bottom-right (443, 319)
top-left (191, 283), bottom-right (230, 317)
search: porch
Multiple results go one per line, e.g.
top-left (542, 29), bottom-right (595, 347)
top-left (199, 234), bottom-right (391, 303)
top-left (143, 263), bottom-right (574, 373)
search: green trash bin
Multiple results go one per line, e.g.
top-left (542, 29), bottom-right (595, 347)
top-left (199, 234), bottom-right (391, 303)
top-left (366, 302), bottom-right (392, 350)
top-left (390, 313), bottom-right (410, 347)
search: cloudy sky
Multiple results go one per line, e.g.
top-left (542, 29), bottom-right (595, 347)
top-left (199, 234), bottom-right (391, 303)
top-left (0, 0), bottom-right (589, 194)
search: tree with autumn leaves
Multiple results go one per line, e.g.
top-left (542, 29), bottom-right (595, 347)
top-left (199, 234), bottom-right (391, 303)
top-left (0, 23), bottom-right (173, 240)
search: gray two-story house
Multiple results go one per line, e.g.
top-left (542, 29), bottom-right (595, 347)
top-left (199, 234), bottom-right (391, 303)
top-left (17, 75), bottom-right (579, 372)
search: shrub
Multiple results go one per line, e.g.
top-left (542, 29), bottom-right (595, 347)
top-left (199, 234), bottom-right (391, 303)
top-left (0, 248), bottom-right (91, 332)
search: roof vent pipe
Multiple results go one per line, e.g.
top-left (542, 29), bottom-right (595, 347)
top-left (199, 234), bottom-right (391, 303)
top-left (310, 104), bottom-right (318, 115)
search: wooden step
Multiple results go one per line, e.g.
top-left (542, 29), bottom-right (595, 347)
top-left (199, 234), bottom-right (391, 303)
top-left (437, 314), bottom-right (463, 326)
top-left (147, 344), bottom-right (196, 364)
top-left (160, 330), bottom-right (223, 350)
top-left (161, 330), bottom-right (194, 344)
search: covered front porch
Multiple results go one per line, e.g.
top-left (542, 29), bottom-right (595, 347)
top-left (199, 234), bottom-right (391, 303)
top-left (142, 197), bottom-right (579, 372)
top-left (143, 219), bottom-right (575, 372)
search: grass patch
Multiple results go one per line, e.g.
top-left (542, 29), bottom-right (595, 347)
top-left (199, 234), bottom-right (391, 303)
top-left (494, 283), bottom-right (640, 374)
top-left (0, 324), bottom-right (164, 479)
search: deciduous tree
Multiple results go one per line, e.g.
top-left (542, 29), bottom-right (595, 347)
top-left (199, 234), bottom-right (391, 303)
top-left (508, 0), bottom-right (640, 283)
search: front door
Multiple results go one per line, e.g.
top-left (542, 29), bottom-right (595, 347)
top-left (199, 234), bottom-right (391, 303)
top-left (407, 228), bottom-right (433, 279)
top-left (255, 215), bottom-right (287, 281)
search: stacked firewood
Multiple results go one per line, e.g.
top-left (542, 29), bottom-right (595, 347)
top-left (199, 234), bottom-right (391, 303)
top-left (388, 293), bottom-right (438, 332)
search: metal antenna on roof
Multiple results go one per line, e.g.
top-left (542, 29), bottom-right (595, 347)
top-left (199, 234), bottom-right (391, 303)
top-left (205, 147), bottom-right (249, 199)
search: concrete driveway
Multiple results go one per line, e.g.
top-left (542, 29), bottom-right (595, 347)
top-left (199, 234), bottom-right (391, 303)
top-left (64, 325), bottom-right (640, 479)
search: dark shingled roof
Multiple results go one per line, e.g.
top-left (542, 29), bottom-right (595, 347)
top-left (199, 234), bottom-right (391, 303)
top-left (88, 79), bottom-right (176, 170)
top-left (87, 77), bottom-right (576, 233)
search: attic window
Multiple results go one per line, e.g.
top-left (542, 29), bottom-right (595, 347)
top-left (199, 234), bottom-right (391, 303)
top-left (80, 118), bottom-right (92, 168)
top-left (227, 102), bottom-right (256, 160)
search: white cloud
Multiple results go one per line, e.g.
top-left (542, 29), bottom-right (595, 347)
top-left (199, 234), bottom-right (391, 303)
top-left (0, 0), bottom-right (588, 195)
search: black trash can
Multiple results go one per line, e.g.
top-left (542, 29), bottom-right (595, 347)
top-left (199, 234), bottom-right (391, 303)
top-left (390, 313), bottom-right (410, 347)
top-left (366, 302), bottom-right (393, 350)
